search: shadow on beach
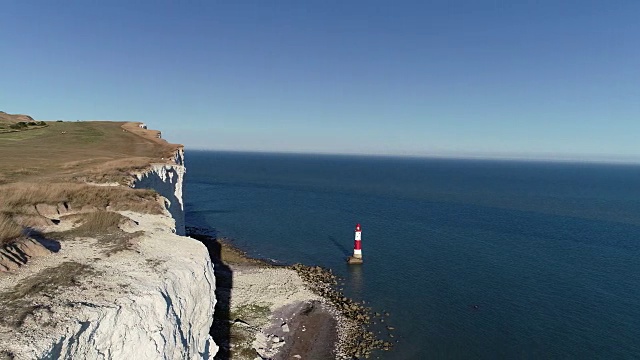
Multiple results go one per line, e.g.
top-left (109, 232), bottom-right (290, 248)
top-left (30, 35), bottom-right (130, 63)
top-left (188, 228), bottom-right (340, 360)
top-left (187, 228), bottom-right (233, 360)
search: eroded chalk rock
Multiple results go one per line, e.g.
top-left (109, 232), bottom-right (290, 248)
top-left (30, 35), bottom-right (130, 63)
top-left (0, 238), bottom-right (51, 271)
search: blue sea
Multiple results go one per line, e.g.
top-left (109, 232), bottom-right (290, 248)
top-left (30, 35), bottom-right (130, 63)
top-left (185, 151), bottom-right (640, 359)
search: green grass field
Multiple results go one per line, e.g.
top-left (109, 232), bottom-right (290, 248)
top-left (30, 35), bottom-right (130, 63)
top-left (0, 121), bottom-right (177, 184)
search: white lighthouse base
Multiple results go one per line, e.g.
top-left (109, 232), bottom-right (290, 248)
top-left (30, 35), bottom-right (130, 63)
top-left (347, 256), bottom-right (363, 265)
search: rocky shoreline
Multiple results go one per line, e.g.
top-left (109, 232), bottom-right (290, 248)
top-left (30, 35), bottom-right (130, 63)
top-left (289, 264), bottom-right (394, 359)
top-left (187, 227), bottom-right (394, 359)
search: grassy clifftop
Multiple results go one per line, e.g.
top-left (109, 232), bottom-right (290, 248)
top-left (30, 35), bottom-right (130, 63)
top-left (0, 117), bottom-right (181, 245)
top-left (0, 120), bottom-right (179, 185)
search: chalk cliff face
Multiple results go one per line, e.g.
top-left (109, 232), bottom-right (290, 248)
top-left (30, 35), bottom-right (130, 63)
top-left (0, 148), bottom-right (218, 359)
top-left (133, 148), bottom-right (186, 236)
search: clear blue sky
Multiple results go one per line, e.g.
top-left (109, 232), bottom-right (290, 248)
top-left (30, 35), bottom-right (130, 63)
top-left (1, 1), bottom-right (639, 161)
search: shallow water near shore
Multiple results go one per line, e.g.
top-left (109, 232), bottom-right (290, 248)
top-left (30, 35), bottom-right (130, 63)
top-left (185, 151), bottom-right (640, 359)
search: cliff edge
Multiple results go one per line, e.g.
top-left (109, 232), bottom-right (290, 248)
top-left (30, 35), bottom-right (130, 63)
top-left (133, 148), bottom-right (186, 236)
top-left (0, 120), bottom-right (217, 359)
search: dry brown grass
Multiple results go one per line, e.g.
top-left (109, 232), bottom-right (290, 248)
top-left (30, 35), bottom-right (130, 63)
top-left (0, 261), bottom-right (94, 327)
top-left (0, 214), bottom-right (23, 244)
top-left (0, 183), bottom-right (163, 243)
top-left (69, 211), bottom-right (127, 235)
top-left (0, 183), bottom-right (163, 215)
top-left (10, 214), bottom-right (53, 229)
top-left (48, 212), bottom-right (144, 256)
top-left (86, 157), bottom-right (158, 184)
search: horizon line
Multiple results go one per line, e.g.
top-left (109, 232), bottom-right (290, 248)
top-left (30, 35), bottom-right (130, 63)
top-left (186, 148), bottom-right (640, 166)
top-left (37, 120), bottom-right (640, 166)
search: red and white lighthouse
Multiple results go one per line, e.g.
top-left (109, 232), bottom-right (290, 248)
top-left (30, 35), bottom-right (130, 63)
top-left (348, 223), bottom-right (364, 264)
top-left (353, 223), bottom-right (362, 258)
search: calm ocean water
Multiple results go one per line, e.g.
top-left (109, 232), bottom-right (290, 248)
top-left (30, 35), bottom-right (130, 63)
top-left (185, 151), bottom-right (640, 359)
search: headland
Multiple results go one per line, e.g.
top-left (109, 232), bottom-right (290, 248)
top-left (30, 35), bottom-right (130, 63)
top-left (0, 115), bottom-right (215, 358)
top-left (0, 112), bottom-right (392, 359)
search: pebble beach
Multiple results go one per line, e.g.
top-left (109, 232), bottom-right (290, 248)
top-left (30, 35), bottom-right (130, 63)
top-left (188, 228), bottom-right (393, 359)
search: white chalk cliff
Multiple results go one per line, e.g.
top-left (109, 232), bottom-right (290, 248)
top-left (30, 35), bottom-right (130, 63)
top-left (133, 148), bottom-right (187, 236)
top-left (0, 149), bottom-right (218, 359)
